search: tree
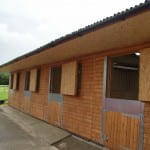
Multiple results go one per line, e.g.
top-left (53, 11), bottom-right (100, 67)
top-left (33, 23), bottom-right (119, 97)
top-left (0, 73), bottom-right (9, 85)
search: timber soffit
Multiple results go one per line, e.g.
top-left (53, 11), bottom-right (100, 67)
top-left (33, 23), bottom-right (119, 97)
top-left (0, 1), bottom-right (150, 68)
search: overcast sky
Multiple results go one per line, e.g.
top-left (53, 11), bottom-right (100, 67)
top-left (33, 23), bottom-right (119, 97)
top-left (0, 0), bottom-right (144, 65)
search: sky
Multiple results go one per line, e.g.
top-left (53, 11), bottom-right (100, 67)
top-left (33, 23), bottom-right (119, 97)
top-left (0, 0), bottom-right (144, 65)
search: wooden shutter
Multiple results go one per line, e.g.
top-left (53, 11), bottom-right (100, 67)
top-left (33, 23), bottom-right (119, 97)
top-left (61, 61), bottom-right (78, 95)
top-left (139, 48), bottom-right (150, 101)
top-left (29, 69), bottom-right (38, 92)
top-left (13, 73), bottom-right (18, 90)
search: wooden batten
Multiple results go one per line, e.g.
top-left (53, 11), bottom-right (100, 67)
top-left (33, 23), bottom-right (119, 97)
top-left (29, 69), bottom-right (38, 92)
top-left (61, 61), bottom-right (78, 95)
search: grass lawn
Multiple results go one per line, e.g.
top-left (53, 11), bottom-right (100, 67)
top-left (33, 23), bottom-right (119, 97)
top-left (0, 85), bottom-right (8, 100)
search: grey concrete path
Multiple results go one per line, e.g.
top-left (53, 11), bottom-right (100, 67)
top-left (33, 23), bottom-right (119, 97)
top-left (0, 105), bottom-right (70, 150)
top-left (0, 105), bottom-right (106, 150)
top-left (54, 136), bottom-right (104, 150)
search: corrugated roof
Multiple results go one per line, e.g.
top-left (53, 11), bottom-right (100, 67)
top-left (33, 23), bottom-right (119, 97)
top-left (0, 1), bottom-right (150, 68)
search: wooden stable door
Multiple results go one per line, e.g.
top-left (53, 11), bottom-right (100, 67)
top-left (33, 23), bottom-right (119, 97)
top-left (103, 98), bottom-right (144, 150)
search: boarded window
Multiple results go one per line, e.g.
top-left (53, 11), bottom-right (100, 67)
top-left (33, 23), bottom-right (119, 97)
top-left (24, 71), bottom-right (30, 91)
top-left (29, 69), bottom-right (39, 92)
top-left (10, 74), bottom-right (14, 89)
top-left (13, 73), bottom-right (19, 90)
top-left (61, 61), bottom-right (78, 95)
top-left (50, 66), bottom-right (62, 93)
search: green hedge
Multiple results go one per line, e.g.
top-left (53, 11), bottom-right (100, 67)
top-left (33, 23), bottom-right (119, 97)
top-left (0, 73), bottom-right (9, 85)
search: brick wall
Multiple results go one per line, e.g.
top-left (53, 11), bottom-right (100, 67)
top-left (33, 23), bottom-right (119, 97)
top-left (9, 47), bottom-right (150, 149)
top-left (9, 54), bottom-right (104, 144)
top-left (63, 55), bottom-right (104, 142)
top-left (9, 65), bottom-right (49, 121)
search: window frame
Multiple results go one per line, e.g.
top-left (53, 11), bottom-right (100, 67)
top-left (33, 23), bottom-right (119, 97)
top-left (24, 71), bottom-right (30, 91)
top-left (10, 74), bottom-right (14, 89)
top-left (106, 54), bottom-right (139, 100)
top-left (77, 63), bottom-right (82, 95)
top-left (50, 66), bottom-right (62, 94)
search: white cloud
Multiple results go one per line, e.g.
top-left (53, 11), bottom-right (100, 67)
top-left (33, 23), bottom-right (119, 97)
top-left (0, 23), bottom-right (38, 64)
top-left (0, 24), bottom-right (35, 42)
top-left (0, 0), bottom-right (144, 65)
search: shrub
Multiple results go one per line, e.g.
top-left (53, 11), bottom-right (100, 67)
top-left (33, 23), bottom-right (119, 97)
top-left (0, 73), bottom-right (9, 85)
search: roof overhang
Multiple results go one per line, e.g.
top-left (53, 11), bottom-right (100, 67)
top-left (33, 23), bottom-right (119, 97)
top-left (0, 6), bottom-right (150, 72)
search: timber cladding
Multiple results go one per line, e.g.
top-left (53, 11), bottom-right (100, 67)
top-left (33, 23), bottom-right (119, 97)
top-left (104, 111), bottom-right (140, 150)
top-left (139, 48), bottom-right (150, 149)
top-left (143, 103), bottom-right (150, 150)
top-left (139, 48), bottom-right (150, 101)
top-left (8, 54), bottom-right (104, 144)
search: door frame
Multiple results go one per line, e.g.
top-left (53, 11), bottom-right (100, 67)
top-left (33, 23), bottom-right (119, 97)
top-left (101, 56), bottom-right (144, 150)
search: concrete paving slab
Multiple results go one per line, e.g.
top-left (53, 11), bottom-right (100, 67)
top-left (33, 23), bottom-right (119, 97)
top-left (54, 136), bottom-right (103, 150)
top-left (31, 122), bottom-right (70, 144)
